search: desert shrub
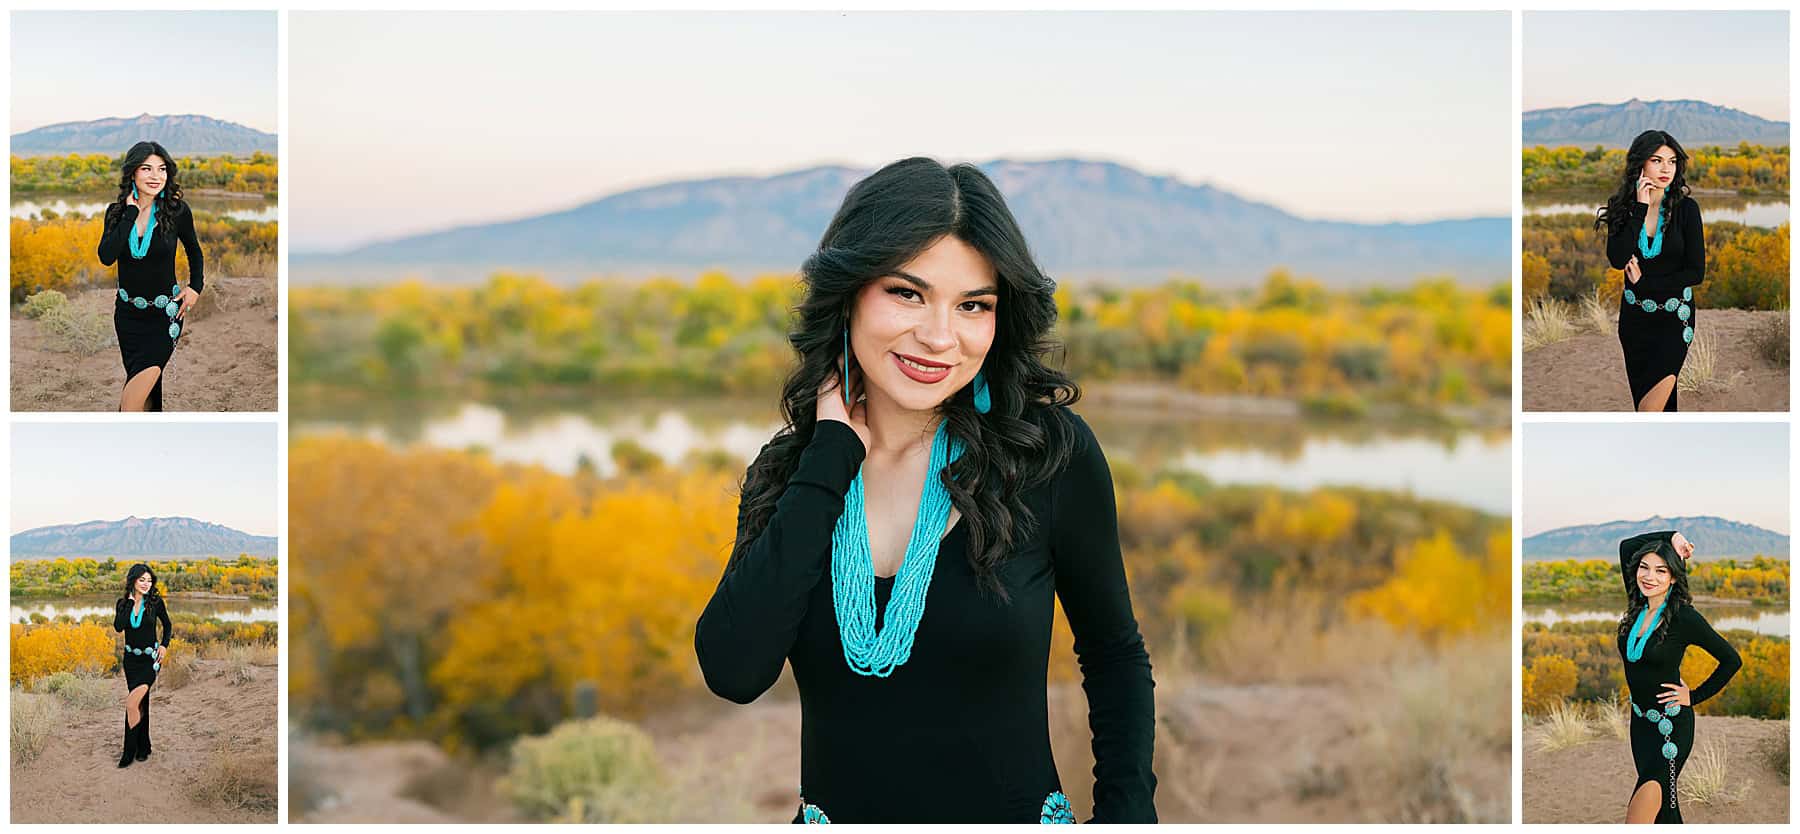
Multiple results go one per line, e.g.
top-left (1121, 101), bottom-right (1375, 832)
top-left (11, 689), bottom-right (61, 764)
top-left (503, 715), bottom-right (666, 823)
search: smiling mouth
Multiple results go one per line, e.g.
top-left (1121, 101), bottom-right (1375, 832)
top-left (892, 352), bottom-right (953, 383)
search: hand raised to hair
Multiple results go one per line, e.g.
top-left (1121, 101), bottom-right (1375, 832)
top-left (816, 363), bottom-right (870, 451)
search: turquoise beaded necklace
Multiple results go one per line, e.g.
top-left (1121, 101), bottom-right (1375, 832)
top-left (128, 200), bottom-right (158, 260)
top-left (830, 419), bottom-right (963, 677)
top-left (129, 597), bottom-right (145, 629)
top-left (1624, 599), bottom-right (1665, 662)
top-left (1636, 197), bottom-right (1672, 259)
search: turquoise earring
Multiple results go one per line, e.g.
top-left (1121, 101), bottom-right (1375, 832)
top-left (972, 372), bottom-right (991, 414)
top-left (842, 327), bottom-right (852, 407)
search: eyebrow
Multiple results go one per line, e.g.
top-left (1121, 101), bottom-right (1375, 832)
top-left (891, 270), bottom-right (999, 298)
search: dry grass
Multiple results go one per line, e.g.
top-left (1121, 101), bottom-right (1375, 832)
top-left (1524, 297), bottom-right (1577, 350)
top-left (1750, 311), bottom-right (1789, 368)
top-left (158, 650), bottom-right (200, 690)
top-left (1532, 700), bottom-right (1595, 753)
top-left (1198, 591), bottom-right (1398, 684)
top-left (1680, 739), bottom-right (1751, 806)
top-left (1591, 696), bottom-right (1631, 742)
top-left (1678, 326), bottom-right (1744, 393)
top-left (1579, 290), bottom-right (1617, 335)
top-left (189, 743), bottom-right (279, 812)
top-left (199, 641), bottom-right (276, 685)
top-left (36, 670), bottom-right (114, 712)
top-left (11, 689), bottom-right (61, 764)
top-left (1758, 724), bottom-right (1789, 784)
top-left (1348, 635), bottom-right (1511, 823)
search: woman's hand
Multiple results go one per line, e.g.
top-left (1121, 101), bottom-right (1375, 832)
top-left (156, 646), bottom-right (167, 664)
top-left (1659, 679), bottom-right (1692, 707)
top-left (816, 363), bottom-right (870, 450)
top-left (1671, 531), bottom-right (1695, 560)
top-left (1624, 256), bottom-right (1641, 285)
top-left (1636, 177), bottom-right (1661, 206)
top-left (125, 189), bottom-right (141, 210)
top-left (174, 286), bottom-right (199, 321)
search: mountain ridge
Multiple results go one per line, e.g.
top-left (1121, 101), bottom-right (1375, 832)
top-left (10, 514), bottom-right (278, 560)
top-left (1523, 514), bottom-right (1788, 560)
top-left (293, 157), bottom-right (1507, 286)
top-left (1524, 98), bottom-right (1789, 148)
top-left (11, 113), bottom-right (276, 156)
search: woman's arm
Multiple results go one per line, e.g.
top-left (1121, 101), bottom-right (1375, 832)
top-left (694, 421), bottom-right (864, 704)
top-left (113, 598), bottom-right (132, 632)
top-left (1605, 201), bottom-right (1648, 270)
top-left (156, 597), bottom-right (173, 646)
top-left (1683, 606), bottom-right (1742, 705)
top-left (97, 204), bottom-right (138, 267)
top-left (1618, 530), bottom-right (1675, 593)
top-left (179, 209), bottom-right (205, 293)
top-left (1051, 413), bottom-right (1157, 823)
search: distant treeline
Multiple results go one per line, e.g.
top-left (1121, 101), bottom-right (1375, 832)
top-left (11, 614), bottom-right (277, 684)
top-left (1524, 144), bottom-right (1789, 197)
top-left (1524, 557), bottom-right (1789, 604)
top-left (11, 556), bottom-right (279, 600)
top-left (292, 271), bottom-right (1510, 412)
top-left (289, 434), bottom-right (1507, 751)
top-left (1522, 214), bottom-right (1788, 308)
top-left (1523, 620), bottom-right (1787, 719)
top-left (10, 214), bottom-right (278, 302)
top-left (11, 152), bottom-right (279, 196)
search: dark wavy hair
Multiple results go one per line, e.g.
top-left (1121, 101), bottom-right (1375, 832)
top-left (105, 141), bottom-right (188, 246)
top-left (728, 157), bottom-right (1080, 597)
top-left (122, 562), bottom-right (163, 606)
top-left (1617, 538), bottom-right (1691, 645)
top-left (1595, 130), bottom-right (1689, 237)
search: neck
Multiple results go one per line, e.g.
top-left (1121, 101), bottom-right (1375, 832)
top-left (862, 389), bottom-right (941, 458)
top-left (131, 590), bottom-right (144, 601)
top-left (1644, 590), bottom-right (1667, 611)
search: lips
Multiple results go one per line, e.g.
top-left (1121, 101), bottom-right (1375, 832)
top-left (892, 352), bottom-right (953, 384)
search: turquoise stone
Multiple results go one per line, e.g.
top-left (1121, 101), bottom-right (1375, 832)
top-left (1677, 304), bottom-right (1690, 322)
top-left (1667, 703), bottom-right (1681, 716)
top-left (153, 295), bottom-right (168, 308)
top-left (1659, 718), bottom-right (1673, 735)
top-left (132, 296), bottom-right (148, 309)
top-left (1682, 326), bottom-right (1693, 344)
top-left (1682, 287), bottom-right (1692, 301)
top-left (169, 322), bottom-right (181, 339)
top-left (1641, 299), bottom-right (1657, 312)
top-left (1624, 288), bottom-right (1637, 305)
top-left (1647, 709), bottom-right (1662, 722)
top-left (1662, 742), bottom-right (1678, 760)
top-left (119, 288), bottom-right (131, 302)
top-left (1663, 298), bottom-right (1679, 312)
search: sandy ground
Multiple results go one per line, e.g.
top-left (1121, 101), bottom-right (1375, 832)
top-left (11, 274), bottom-right (278, 412)
top-left (11, 658), bottom-right (279, 824)
top-left (1524, 716), bottom-right (1788, 823)
top-left (1524, 308), bottom-right (1788, 412)
top-left (290, 675), bottom-right (1510, 823)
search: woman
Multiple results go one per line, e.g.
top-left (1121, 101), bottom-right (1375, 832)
top-left (97, 141), bottom-right (204, 412)
top-left (1597, 130), bottom-right (1705, 412)
top-left (1616, 530), bottom-right (1741, 823)
top-left (112, 563), bottom-right (172, 767)
top-left (694, 158), bottom-right (1156, 823)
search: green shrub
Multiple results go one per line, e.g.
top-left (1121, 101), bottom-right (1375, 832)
top-left (504, 715), bottom-right (665, 823)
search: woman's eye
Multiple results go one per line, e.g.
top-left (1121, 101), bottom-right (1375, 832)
top-left (886, 286), bottom-right (920, 301)
top-left (959, 300), bottom-right (994, 313)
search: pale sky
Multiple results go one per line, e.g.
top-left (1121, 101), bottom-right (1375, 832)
top-left (11, 11), bottom-right (277, 134)
top-left (11, 422), bottom-right (279, 537)
top-left (290, 11), bottom-right (1511, 253)
top-left (1522, 422), bottom-right (1789, 537)
top-left (1524, 11), bottom-right (1789, 119)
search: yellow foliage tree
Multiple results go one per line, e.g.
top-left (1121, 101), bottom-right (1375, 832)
top-left (11, 621), bottom-right (116, 684)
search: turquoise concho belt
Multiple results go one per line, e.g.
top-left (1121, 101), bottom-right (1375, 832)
top-left (124, 642), bottom-right (163, 672)
top-left (1632, 700), bottom-right (1683, 809)
top-left (117, 282), bottom-right (185, 340)
top-left (1622, 287), bottom-right (1694, 344)
top-left (798, 788), bottom-right (1075, 824)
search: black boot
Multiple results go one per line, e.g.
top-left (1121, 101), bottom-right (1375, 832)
top-left (136, 696), bottom-right (151, 760)
top-left (117, 715), bottom-right (137, 768)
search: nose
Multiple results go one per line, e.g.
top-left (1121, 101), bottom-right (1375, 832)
top-left (914, 305), bottom-right (957, 354)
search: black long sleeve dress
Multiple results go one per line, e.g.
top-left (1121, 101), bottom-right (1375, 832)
top-left (1605, 197), bottom-right (1705, 411)
top-left (1615, 531), bottom-right (1742, 823)
top-left (98, 200), bottom-right (204, 412)
top-left (695, 411), bottom-right (1157, 823)
top-left (113, 594), bottom-right (172, 692)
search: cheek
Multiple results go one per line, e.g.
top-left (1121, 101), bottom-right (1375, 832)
top-left (961, 315), bottom-right (997, 360)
